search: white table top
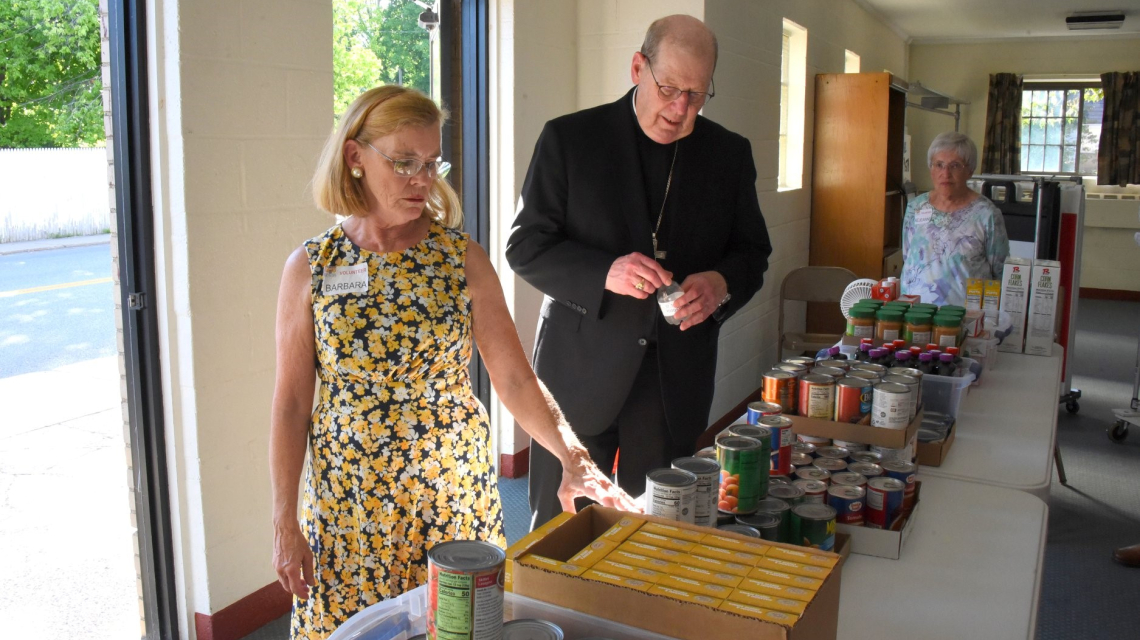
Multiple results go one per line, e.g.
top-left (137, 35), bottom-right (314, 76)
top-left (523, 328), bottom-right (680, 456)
top-left (919, 345), bottom-right (1063, 496)
top-left (838, 475), bottom-right (1048, 640)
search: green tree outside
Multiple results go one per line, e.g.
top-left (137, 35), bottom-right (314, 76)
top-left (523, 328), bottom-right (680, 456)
top-left (0, 0), bottom-right (104, 148)
top-left (334, 0), bottom-right (433, 120)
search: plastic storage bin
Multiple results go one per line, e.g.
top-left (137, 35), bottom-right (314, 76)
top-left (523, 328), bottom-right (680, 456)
top-left (920, 357), bottom-right (977, 420)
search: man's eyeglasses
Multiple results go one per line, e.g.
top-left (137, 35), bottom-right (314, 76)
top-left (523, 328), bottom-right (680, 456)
top-left (642, 54), bottom-right (715, 108)
top-left (360, 140), bottom-right (451, 179)
top-left (931, 161), bottom-right (968, 174)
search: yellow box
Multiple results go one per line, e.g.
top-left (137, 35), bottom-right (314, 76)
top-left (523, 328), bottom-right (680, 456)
top-left (505, 511), bottom-right (575, 559)
top-left (691, 543), bottom-right (764, 566)
top-left (640, 521), bottom-right (705, 543)
top-left (725, 589), bottom-right (808, 616)
top-left (505, 558), bottom-right (514, 592)
top-left (629, 531), bottom-right (696, 553)
top-left (594, 559), bottom-right (664, 584)
top-left (754, 557), bottom-right (831, 580)
top-left (648, 584), bottom-right (724, 608)
top-left (747, 566), bottom-right (823, 590)
top-left (583, 569), bottom-right (654, 593)
top-left (597, 515), bottom-right (646, 545)
top-left (682, 553), bottom-right (751, 578)
top-left (983, 279), bottom-right (1002, 316)
top-left (518, 554), bottom-right (587, 577)
top-left (736, 577), bottom-right (815, 603)
top-left (764, 546), bottom-right (838, 569)
top-left (966, 278), bottom-right (984, 311)
top-left (665, 563), bottom-right (743, 589)
top-left (700, 533), bottom-right (771, 556)
top-left (618, 540), bottom-right (687, 563)
top-left (568, 539), bottom-right (618, 569)
top-left (658, 574), bottom-right (733, 599)
top-left (606, 548), bottom-right (674, 572)
top-left (718, 600), bottom-right (800, 626)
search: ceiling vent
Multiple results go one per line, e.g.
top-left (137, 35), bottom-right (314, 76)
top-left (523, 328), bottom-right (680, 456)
top-left (1066, 12), bottom-right (1126, 30)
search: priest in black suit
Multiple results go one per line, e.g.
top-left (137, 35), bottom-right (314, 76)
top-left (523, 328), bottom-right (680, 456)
top-left (506, 14), bottom-right (773, 528)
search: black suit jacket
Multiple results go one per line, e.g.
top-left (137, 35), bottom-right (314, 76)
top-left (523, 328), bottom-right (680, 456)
top-left (506, 89), bottom-right (772, 442)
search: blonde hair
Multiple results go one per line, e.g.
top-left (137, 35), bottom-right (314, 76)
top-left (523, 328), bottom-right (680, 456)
top-left (313, 85), bottom-right (463, 228)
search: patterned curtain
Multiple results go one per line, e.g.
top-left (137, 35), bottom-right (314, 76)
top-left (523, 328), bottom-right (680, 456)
top-left (1098, 72), bottom-right (1140, 187)
top-left (981, 73), bottom-right (1023, 174)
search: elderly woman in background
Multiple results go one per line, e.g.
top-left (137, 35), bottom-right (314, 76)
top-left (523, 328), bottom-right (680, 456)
top-left (269, 85), bottom-right (637, 639)
top-left (900, 131), bottom-right (1010, 307)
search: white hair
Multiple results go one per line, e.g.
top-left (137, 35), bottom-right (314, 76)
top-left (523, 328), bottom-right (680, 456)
top-left (927, 131), bottom-right (978, 173)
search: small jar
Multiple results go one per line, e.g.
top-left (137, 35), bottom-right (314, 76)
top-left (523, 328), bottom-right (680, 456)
top-left (904, 311), bottom-right (933, 346)
top-left (932, 313), bottom-right (962, 348)
top-left (875, 309), bottom-right (905, 343)
top-left (847, 306), bottom-right (877, 338)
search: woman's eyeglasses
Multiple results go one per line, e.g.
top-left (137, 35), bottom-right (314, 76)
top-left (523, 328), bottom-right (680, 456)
top-left (361, 140), bottom-right (451, 179)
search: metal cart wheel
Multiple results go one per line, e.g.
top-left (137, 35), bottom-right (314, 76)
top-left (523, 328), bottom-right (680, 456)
top-left (1109, 420), bottom-right (1130, 443)
top-left (1066, 399), bottom-right (1080, 414)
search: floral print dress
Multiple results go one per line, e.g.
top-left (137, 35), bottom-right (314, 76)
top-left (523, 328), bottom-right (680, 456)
top-left (900, 192), bottom-right (1010, 307)
top-left (292, 222), bottom-right (505, 639)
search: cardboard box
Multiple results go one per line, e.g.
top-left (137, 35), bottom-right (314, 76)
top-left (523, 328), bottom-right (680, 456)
top-left (834, 482), bottom-right (921, 560)
top-left (965, 278), bottom-right (984, 311)
top-left (983, 280), bottom-right (1001, 319)
top-left (790, 409), bottom-right (922, 450)
top-left (916, 422), bottom-right (955, 467)
top-left (511, 505), bottom-right (848, 640)
top-left (1024, 259), bottom-right (1061, 356)
top-left (997, 257), bottom-right (1032, 353)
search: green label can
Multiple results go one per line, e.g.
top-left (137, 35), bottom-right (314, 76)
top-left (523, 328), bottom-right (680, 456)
top-left (716, 434), bottom-right (768, 514)
top-left (791, 503), bottom-right (837, 551)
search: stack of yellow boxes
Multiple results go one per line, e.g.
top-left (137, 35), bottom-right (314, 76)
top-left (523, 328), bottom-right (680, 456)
top-left (512, 516), bottom-right (839, 628)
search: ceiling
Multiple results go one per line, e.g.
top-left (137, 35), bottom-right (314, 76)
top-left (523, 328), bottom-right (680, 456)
top-left (854, 0), bottom-right (1140, 42)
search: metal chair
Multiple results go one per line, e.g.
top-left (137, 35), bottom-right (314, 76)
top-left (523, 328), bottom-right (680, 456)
top-left (777, 266), bottom-right (858, 359)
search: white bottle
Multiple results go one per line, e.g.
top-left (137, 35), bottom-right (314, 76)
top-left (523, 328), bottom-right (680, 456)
top-left (657, 282), bottom-right (684, 325)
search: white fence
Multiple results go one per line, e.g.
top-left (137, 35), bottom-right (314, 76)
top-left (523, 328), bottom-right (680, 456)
top-left (0, 147), bottom-right (111, 243)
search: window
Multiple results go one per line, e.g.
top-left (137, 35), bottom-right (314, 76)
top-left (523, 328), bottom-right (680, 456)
top-left (779, 19), bottom-right (807, 191)
top-left (1020, 84), bottom-right (1104, 175)
top-left (844, 50), bottom-right (860, 73)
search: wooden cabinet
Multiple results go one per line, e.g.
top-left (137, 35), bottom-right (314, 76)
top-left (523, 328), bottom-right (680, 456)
top-left (808, 72), bottom-right (908, 333)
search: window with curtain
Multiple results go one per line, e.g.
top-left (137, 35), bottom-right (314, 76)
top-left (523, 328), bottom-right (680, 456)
top-left (1020, 84), bottom-right (1104, 175)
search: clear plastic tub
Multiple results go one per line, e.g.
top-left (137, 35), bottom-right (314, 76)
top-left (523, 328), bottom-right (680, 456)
top-left (920, 357), bottom-right (977, 419)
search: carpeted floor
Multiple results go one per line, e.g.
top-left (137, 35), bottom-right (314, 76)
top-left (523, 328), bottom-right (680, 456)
top-left (245, 298), bottom-right (1140, 639)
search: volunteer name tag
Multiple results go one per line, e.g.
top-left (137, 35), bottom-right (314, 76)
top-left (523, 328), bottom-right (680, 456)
top-left (915, 204), bottom-right (933, 226)
top-left (322, 263), bottom-right (369, 295)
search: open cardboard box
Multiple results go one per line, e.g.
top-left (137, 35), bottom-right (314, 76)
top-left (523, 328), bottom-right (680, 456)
top-left (790, 409), bottom-right (922, 450)
top-left (916, 422), bottom-right (955, 467)
top-left (835, 481), bottom-right (921, 560)
top-left (508, 505), bottom-right (850, 640)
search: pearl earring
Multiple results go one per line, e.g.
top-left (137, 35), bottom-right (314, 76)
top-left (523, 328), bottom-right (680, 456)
top-left (351, 167), bottom-right (363, 179)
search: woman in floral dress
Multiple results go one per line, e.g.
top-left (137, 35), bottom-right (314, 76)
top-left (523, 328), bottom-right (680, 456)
top-left (269, 86), bottom-right (638, 639)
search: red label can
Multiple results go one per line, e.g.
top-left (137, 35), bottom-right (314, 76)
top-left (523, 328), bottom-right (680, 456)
top-left (865, 476), bottom-right (905, 529)
top-left (759, 415), bottom-right (795, 476)
top-left (834, 377), bottom-right (872, 423)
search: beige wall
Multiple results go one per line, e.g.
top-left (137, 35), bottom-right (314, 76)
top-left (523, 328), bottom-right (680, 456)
top-left (908, 35), bottom-right (1140, 291)
top-left (151, 0), bottom-right (333, 631)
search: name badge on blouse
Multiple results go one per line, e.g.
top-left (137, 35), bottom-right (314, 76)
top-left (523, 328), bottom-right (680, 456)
top-left (915, 204), bottom-right (933, 226)
top-left (322, 263), bottom-right (369, 295)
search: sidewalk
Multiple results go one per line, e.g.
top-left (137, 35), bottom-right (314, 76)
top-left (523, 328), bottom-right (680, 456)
top-left (0, 233), bottom-right (111, 256)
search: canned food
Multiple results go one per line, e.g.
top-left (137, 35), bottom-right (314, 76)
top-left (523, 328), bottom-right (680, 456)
top-left (896, 367), bottom-right (924, 383)
top-left (791, 503), bottom-right (837, 551)
top-left (870, 382), bottom-right (911, 429)
top-left (882, 373), bottom-right (920, 421)
top-left (815, 445), bottom-right (849, 461)
top-left (717, 435), bottom-right (767, 514)
top-left (695, 446), bottom-right (717, 460)
top-left (746, 401), bottom-right (783, 422)
top-left (762, 370), bottom-right (797, 416)
top-left (798, 374), bottom-right (836, 419)
top-left (880, 460), bottom-right (918, 510)
top-left (797, 434), bottom-right (831, 446)
top-left (784, 357), bottom-right (816, 366)
top-left (847, 461), bottom-right (884, 478)
top-left (755, 497), bottom-right (792, 542)
top-left (817, 359), bottom-right (851, 372)
top-left (672, 457), bottom-right (721, 528)
top-left (847, 369), bottom-right (881, 385)
top-left (775, 363), bottom-right (809, 378)
top-left (849, 450), bottom-right (882, 465)
top-left (830, 471), bottom-right (868, 488)
top-left (812, 458), bottom-right (847, 473)
top-left (794, 467), bottom-right (831, 485)
top-left (502, 619), bottom-right (564, 640)
top-left (718, 523), bottom-right (762, 538)
top-left (427, 540), bottom-right (507, 640)
top-left (734, 512), bottom-right (781, 541)
top-left (850, 362), bottom-right (887, 375)
top-left (727, 423), bottom-right (771, 442)
top-left (792, 478), bottom-right (828, 504)
top-left (645, 468), bottom-right (698, 523)
top-left (810, 367), bottom-right (845, 380)
top-left (769, 475), bottom-right (793, 485)
top-left (835, 377), bottom-right (873, 423)
top-left (832, 439), bottom-right (868, 453)
top-left (759, 415), bottom-right (795, 476)
top-left (870, 443), bottom-right (912, 464)
top-left (790, 452), bottom-right (814, 467)
top-left (865, 476), bottom-right (906, 529)
top-left (791, 442), bottom-right (816, 457)
top-left (768, 483), bottom-right (805, 506)
top-left (827, 485), bottom-right (866, 525)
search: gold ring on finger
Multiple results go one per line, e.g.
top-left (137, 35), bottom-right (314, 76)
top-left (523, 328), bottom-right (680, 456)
top-left (635, 280), bottom-right (645, 291)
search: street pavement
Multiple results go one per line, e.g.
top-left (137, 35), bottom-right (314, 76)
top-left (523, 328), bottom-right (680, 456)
top-left (0, 235), bottom-right (140, 638)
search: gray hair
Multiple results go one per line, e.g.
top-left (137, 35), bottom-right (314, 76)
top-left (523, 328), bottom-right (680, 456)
top-left (927, 131), bottom-right (978, 173)
top-left (640, 15), bottom-right (719, 69)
